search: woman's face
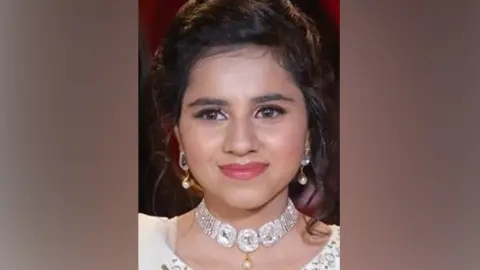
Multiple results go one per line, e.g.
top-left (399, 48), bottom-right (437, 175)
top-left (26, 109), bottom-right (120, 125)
top-left (175, 46), bottom-right (308, 210)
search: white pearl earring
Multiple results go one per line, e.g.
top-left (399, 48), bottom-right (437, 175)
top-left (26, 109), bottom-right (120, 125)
top-left (298, 146), bottom-right (310, 185)
top-left (179, 151), bottom-right (191, 189)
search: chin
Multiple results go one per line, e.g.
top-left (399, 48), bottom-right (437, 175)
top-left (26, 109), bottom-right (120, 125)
top-left (219, 189), bottom-right (282, 211)
top-left (212, 192), bottom-right (263, 211)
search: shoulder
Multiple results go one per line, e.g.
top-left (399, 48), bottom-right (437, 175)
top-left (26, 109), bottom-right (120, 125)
top-left (138, 213), bottom-right (170, 236)
top-left (303, 224), bottom-right (340, 270)
top-left (329, 224), bottom-right (340, 248)
top-left (324, 224), bottom-right (339, 256)
top-left (324, 225), bottom-right (340, 268)
top-left (138, 213), bottom-right (177, 270)
top-left (303, 217), bottom-right (339, 245)
top-left (138, 213), bottom-right (177, 245)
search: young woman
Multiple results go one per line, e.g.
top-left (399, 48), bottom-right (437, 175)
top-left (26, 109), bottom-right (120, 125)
top-left (139, 1), bottom-right (339, 269)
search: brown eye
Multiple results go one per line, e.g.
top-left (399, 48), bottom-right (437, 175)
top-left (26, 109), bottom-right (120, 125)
top-left (194, 109), bottom-right (227, 120)
top-left (255, 106), bottom-right (286, 118)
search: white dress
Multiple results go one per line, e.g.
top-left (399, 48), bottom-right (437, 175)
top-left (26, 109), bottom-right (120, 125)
top-left (139, 214), bottom-right (340, 270)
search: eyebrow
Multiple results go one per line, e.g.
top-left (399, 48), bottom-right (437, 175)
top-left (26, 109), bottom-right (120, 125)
top-left (187, 93), bottom-right (294, 107)
top-left (252, 93), bottom-right (294, 103)
top-left (187, 98), bottom-right (228, 107)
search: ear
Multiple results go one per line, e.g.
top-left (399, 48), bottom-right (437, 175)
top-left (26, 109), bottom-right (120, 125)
top-left (174, 125), bottom-right (183, 152)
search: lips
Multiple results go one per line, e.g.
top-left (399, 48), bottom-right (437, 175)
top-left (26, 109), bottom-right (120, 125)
top-left (219, 162), bottom-right (268, 181)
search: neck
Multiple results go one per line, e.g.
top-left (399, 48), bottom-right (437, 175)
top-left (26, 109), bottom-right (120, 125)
top-left (200, 189), bottom-right (292, 229)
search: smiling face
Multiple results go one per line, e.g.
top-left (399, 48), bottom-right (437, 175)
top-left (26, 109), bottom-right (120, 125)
top-left (175, 46), bottom-right (309, 210)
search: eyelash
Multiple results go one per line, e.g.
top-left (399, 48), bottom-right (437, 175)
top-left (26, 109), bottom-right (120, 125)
top-left (194, 108), bottom-right (226, 120)
top-left (193, 106), bottom-right (287, 120)
top-left (256, 106), bottom-right (286, 118)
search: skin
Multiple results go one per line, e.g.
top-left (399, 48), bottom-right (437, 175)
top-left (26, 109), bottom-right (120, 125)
top-left (173, 45), bottom-right (330, 269)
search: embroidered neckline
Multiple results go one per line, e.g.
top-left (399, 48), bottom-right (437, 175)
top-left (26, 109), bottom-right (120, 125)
top-left (166, 225), bottom-right (339, 270)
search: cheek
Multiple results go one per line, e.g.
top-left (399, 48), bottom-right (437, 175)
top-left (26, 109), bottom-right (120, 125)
top-left (264, 130), bottom-right (305, 159)
top-left (178, 121), bottom-right (224, 164)
top-left (258, 119), bottom-right (307, 165)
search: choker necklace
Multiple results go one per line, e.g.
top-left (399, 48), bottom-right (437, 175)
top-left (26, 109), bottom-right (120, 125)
top-left (195, 199), bottom-right (297, 269)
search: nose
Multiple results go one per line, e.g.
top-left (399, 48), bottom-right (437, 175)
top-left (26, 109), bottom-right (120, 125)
top-left (222, 118), bottom-right (259, 156)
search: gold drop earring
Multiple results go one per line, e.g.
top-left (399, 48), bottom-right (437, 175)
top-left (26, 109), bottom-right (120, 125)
top-left (298, 144), bottom-right (311, 185)
top-left (179, 151), bottom-right (191, 189)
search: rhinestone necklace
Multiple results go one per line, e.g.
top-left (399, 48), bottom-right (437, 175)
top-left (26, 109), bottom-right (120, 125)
top-left (195, 199), bottom-right (297, 269)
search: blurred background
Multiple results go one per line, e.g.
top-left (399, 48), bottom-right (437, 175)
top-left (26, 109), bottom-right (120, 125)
top-left (139, 0), bottom-right (340, 224)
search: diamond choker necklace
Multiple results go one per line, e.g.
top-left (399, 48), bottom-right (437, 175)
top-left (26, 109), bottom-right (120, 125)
top-left (195, 199), bottom-right (298, 269)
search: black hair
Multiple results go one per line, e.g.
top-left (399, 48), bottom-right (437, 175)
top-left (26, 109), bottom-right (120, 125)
top-left (148, 0), bottom-right (338, 232)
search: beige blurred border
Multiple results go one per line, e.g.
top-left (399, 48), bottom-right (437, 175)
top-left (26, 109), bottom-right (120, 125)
top-left (341, 1), bottom-right (480, 269)
top-left (0, 1), bottom-right (138, 269)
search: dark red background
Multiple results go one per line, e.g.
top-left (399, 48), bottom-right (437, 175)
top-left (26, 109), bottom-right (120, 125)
top-left (139, 0), bottom-right (339, 56)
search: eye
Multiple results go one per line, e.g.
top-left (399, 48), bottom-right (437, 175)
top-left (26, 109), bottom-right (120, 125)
top-left (194, 109), bottom-right (228, 120)
top-left (255, 106), bottom-right (286, 118)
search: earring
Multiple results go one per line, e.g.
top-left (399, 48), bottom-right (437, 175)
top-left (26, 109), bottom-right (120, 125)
top-left (179, 152), bottom-right (191, 189)
top-left (298, 166), bottom-right (308, 185)
top-left (179, 151), bottom-right (188, 171)
top-left (181, 170), bottom-right (192, 189)
top-left (298, 146), bottom-right (311, 185)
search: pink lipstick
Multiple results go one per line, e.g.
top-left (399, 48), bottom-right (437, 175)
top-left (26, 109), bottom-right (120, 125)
top-left (219, 162), bottom-right (268, 181)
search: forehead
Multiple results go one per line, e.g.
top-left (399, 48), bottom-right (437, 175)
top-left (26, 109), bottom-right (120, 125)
top-left (185, 46), bottom-right (300, 100)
